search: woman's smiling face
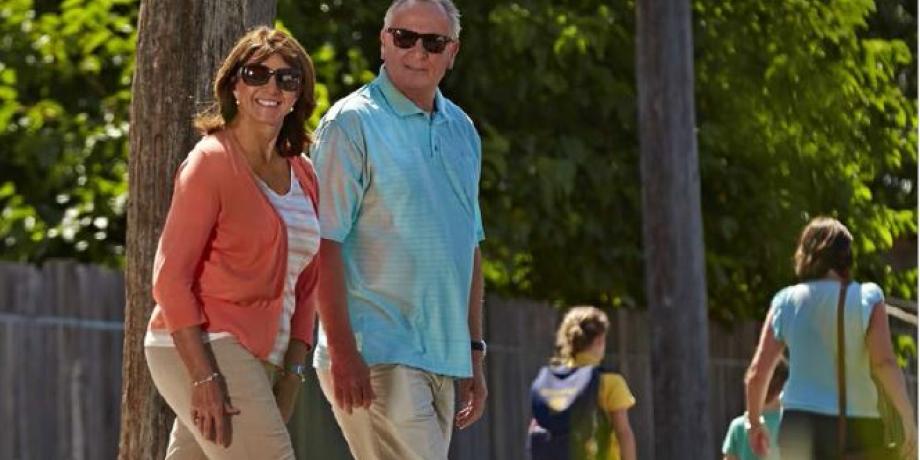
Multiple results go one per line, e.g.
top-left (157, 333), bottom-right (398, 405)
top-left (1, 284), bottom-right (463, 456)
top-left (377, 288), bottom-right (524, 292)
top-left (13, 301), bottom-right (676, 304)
top-left (232, 53), bottom-right (300, 129)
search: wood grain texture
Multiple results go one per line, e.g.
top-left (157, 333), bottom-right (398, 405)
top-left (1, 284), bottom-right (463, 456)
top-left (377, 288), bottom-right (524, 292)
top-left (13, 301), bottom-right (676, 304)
top-left (635, 0), bottom-right (714, 456)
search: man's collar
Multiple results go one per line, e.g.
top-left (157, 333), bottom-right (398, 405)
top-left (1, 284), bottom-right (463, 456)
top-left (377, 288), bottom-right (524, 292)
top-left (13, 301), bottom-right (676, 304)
top-left (376, 65), bottom-right (445, 118)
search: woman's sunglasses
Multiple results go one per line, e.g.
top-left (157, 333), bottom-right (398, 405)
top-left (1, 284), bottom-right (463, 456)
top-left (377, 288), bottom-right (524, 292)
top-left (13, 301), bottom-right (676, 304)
top-left (238, 64), bottom-right (302, 92)
top-left (386, 27), bottom-right (454, 54)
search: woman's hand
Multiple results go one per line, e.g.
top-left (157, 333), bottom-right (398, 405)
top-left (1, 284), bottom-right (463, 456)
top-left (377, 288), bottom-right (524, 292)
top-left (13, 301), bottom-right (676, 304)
top-left (189, 375), bottom-right (241, 447)
top-left (274, 373), bottom-right (302, 424)
top-left (746, 424), bottom-right (770, 458)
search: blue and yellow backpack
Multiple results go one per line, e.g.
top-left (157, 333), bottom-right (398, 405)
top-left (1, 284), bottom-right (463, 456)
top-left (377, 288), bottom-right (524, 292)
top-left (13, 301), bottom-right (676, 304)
top-left (527, 365), bottom-right (611, 460)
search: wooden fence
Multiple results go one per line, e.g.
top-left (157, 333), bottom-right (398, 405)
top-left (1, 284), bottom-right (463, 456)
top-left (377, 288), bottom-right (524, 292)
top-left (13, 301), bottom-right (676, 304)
top-left (0, 261), bottom-right (125, 460)
top-left (0, 261), bottom-right (915, 459)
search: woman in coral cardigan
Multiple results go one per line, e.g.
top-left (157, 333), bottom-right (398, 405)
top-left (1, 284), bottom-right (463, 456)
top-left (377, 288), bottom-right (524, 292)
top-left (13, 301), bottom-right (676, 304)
top-left (144, 27), bottom-right (320, 459)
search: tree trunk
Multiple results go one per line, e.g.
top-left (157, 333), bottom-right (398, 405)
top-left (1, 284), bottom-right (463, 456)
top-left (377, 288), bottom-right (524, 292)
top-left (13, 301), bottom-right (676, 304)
top-left (635, 0), bottom-right (713, 458)
top-left (119, 2), bottom-right (276, 459)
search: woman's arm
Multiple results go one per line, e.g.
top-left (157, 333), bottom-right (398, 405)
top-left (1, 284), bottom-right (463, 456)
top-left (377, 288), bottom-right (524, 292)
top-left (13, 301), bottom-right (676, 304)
top-left (866, 302), bottom-right (917, 458)
top-left (744, 307), bottom-right (785, 457)
top-left (274, 338), bottom-right (311, 423)
top-left (610, 409), bottom-right (636, 460)
top-left (155, 151), bottom-right (239, 445)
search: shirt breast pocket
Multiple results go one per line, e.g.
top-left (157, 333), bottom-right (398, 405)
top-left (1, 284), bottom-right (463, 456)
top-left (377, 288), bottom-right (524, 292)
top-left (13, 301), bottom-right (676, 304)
top-left (439, 144), bottom-right (478, 213)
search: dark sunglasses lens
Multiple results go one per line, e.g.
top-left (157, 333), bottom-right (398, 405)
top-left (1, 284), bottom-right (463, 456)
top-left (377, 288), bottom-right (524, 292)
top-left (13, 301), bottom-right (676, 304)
top-left (421, 37), bottom-right (448, 53)
top-left (392, 29), bottom-right (419, 49)
top-left (241, 65), bottom-right (271, 85)
top-left (276, 70), bottom-right (302, 92)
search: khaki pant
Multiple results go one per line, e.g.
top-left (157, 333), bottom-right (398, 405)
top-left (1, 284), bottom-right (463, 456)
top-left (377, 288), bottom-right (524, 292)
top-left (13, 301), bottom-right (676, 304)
top-left (145, 337), bottom-right (294, 460)
top-left (317, 365), bottom-right (455, 460)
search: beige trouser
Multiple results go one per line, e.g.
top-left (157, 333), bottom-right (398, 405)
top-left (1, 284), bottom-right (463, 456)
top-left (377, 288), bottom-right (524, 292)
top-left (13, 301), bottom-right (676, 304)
top-left (317, 364), bottom-right (455, 460)
top-left (145, 337), bottom-right (294, 460)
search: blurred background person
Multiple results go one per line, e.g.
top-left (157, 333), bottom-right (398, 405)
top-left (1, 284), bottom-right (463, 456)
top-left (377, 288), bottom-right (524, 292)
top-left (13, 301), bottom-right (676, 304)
top-left (528, 305), bottom-right (636, 460)
top-left (744, 217), bottom-right (917, 459)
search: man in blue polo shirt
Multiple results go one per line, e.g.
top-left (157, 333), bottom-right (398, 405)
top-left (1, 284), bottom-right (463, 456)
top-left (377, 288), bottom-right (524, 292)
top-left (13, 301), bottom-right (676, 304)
top-left (311, 0), bottom-right (487, 458)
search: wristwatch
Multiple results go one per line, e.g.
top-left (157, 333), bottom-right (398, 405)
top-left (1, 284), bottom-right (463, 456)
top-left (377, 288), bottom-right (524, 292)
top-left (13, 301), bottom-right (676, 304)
top-left (284, 363), bottom-right (308, 383)
top-left (471, 339), bottom-right (487, 357)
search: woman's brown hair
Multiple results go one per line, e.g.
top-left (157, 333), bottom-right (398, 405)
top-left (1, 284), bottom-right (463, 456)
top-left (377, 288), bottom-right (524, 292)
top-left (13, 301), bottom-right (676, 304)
top-left (793, 217), bottom-right (853, 281)
top-left (552, 305), bottom-right (609, 365)
top-left (194, 26), bottom-right (316, 157)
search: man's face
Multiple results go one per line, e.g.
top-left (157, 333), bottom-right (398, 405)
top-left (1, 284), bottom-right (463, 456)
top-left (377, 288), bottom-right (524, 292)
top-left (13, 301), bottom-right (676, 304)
top-left (380, 1), bottom-right (459, 100)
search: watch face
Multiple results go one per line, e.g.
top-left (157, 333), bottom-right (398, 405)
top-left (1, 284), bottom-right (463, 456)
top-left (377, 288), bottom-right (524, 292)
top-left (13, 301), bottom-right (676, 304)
top-left (287, 363), bottom-right (307, 375)
top-left (472, 340), bottom-right (487, 354)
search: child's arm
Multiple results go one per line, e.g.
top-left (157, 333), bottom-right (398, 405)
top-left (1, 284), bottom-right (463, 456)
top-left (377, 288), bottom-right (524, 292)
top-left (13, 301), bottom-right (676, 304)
top-left (609, 409), bottom-right (636, 460)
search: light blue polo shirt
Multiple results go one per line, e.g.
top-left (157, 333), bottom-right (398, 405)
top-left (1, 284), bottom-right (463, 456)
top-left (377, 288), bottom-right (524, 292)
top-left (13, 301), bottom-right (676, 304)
top-left (771, 280), bottom-right (883, 417)
top-left (311, 67), bottom-right (484, 378)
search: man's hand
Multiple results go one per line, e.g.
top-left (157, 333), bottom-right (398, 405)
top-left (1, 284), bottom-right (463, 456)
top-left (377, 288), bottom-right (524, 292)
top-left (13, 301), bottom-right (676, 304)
top-left (273, 373), bottom-right (301, 424)
top-left (455, 354), bottom-right (487, 429)
top-left (330, 347), bottom-right (375, 414)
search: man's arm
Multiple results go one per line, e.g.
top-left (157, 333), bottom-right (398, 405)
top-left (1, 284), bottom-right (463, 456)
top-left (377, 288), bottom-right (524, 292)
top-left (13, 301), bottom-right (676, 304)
top-left (317, 239), bottom-right (375, 414)
top-left (455, 246), bottom-right (487, 429)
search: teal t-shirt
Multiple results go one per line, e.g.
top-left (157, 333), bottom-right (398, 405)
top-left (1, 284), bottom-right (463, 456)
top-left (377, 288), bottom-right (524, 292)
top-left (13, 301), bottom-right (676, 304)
top-left (311, 67), bottom-right (484, 378)
top-left (721, 409), bottom-right (782, 460)
top-left (770, 280), bottom-right (883, 416)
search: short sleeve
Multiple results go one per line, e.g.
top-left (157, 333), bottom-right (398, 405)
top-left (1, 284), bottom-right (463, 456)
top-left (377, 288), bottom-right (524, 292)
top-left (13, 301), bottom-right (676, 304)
top-left (860, 282), bottom-right (885, 332)
top-left (311, 118), bottom-right (365, 242)
top-left (769, 287), bottom-right (791, 342)
top-left (598, 373), bottom-right (636, 412)
top-left (721, 417), bottom-right (744, 455)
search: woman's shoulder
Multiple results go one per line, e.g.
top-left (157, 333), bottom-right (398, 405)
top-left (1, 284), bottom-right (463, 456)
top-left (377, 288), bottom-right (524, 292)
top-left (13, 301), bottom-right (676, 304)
top-left (858, 281), bottom-right (884, 306)
top-left (193, 133), bottom-right (233, 159)
top-left (176, 133), bottom-right (236, 176)
top-left (292, 153), bottom-right (315, 171)
top-left (183, 133), bottom-right (233, 165)
top-left (770, 284), bottom-right (801, 309)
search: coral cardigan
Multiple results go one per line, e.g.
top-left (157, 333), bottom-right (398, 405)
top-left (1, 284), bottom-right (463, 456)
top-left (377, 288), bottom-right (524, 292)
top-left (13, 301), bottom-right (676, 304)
top-left (147, 131), bottom-right (320, 359)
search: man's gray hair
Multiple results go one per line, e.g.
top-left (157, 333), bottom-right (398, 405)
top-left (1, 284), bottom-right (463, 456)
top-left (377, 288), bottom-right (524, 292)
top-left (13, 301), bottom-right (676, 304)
top-left (384, 0), bottom-right (462, 39)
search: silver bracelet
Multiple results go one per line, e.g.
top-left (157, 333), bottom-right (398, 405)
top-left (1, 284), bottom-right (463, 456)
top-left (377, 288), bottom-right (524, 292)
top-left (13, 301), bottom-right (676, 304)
top-left (192, 372), bottom-right (221, 387)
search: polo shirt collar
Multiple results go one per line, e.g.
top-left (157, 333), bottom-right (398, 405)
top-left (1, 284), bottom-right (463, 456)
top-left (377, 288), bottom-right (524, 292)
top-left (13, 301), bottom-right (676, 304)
top-left (376, 65), bottom-right (446, 118)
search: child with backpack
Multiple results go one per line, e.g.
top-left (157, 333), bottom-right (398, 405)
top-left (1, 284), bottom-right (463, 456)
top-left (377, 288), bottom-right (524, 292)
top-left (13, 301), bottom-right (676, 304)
top-left (528, 306), bottom-right (637, 460)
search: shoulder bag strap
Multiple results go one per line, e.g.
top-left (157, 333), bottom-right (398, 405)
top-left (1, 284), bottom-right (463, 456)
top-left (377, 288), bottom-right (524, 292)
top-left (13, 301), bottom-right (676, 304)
top-left (836, 279), bottom-right (849, 458)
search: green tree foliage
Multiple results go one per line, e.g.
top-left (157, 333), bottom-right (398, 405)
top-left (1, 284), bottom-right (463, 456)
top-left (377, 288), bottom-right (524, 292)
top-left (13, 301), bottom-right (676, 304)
top-left (0, 0), bottom-right (135, 266)
top-left (695, 0), bottom-right (917, 318)
top-left (0, 0), bottom-right (914, 321)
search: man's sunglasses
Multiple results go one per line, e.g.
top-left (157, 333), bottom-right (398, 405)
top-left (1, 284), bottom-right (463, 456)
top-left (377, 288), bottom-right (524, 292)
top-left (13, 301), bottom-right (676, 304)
top-left (237, 63), bottom-right (302, 92)
top-left (386, 27), bottom-right (454, 54)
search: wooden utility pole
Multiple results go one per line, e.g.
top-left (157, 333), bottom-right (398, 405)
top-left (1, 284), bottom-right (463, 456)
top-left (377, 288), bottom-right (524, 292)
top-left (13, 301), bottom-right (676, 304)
top-left (118, 2), bottom-right (276, 458)
top-left (635, 0), bottom-right (713, 458)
